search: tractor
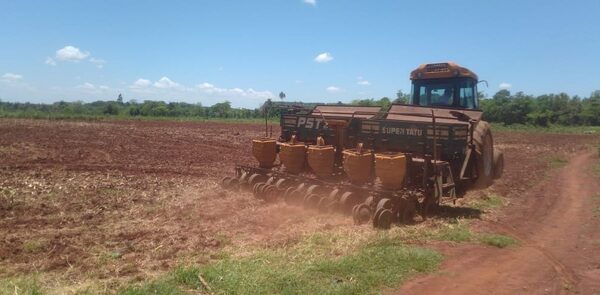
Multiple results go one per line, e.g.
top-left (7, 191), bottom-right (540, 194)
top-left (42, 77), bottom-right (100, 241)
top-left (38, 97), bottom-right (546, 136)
top-left (221, 62), bottom-right (503, 229)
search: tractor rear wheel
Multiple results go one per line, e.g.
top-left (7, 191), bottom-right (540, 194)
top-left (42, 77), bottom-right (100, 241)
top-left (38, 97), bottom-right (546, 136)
top-left (473, 122), bottom-right (494, 189)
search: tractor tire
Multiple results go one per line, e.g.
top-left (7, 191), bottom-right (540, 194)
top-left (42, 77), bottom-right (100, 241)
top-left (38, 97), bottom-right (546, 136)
top-left (493, 147), bottom-right (504, 179)
top-left (472, 121), bottom-right (494, 189)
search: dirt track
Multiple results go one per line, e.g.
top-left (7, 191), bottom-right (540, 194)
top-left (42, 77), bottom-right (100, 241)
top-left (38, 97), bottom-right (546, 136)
top-left (1, 119), bottom-right (599, 293)
top-left (399, 151), bottom-right (600, 294)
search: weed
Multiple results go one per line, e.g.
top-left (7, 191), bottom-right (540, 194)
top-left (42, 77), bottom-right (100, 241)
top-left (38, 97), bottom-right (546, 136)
top-left (22, 240), bottom-right (45, 253)
top-left (549, 156), bottom-right (568, 169)
top-left (469, 194), bottom-right (504, 211)
top-left (477, 233), bottom-right (518, 248)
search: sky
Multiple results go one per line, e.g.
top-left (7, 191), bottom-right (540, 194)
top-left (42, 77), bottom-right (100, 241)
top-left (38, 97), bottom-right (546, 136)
top-left (1, 0), bottom-right (599, 108)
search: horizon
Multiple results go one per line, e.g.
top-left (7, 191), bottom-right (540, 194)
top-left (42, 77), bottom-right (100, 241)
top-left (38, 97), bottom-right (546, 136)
top-left (1, 0), bottom-right (599, 108)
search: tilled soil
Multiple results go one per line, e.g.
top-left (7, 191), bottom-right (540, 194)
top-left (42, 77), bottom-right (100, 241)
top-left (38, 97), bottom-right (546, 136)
top-left (0, 119), bottom-right (599, 293)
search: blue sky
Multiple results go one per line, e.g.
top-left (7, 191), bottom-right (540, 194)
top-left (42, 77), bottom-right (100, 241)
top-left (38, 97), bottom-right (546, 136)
top-left (1, 0), bottom-right (599, 108)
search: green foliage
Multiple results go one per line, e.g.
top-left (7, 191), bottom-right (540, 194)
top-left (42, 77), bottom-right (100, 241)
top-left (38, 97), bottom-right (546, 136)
top-left (0, 99), bottom-right (263, 120)
top-left (481, 90), bottom-right (600, 126)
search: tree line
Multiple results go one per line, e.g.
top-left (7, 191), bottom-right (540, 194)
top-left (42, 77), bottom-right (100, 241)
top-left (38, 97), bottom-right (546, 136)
top-left (0, 90), bottom-right (599, 126)
top-left (0, 95), bottom-right (262, 119)
top-left (350, 89), bottom-right (600, 126)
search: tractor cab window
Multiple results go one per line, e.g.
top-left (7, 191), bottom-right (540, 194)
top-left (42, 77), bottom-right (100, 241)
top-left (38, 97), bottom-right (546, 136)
top-left (416, 83), bottom-right (454, 107)
top-left (458, 79), bottom-right (478, 109)
top-left (411, 78), bottom-right (479, 109)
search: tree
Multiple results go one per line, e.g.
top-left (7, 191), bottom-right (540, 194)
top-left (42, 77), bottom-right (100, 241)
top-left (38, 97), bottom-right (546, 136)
top-left (279, 92), bottom-right (286, 101)
top-left (210, 101), bottom-right (232, 117)
top-left (117, 93), bottom-right (123, 104)
top-left (394, 90), bottom-right (410, 104)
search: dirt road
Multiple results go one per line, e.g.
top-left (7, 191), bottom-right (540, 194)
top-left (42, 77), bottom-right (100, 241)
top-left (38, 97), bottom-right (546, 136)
top-left (399, 152), bottom-right (600, 294)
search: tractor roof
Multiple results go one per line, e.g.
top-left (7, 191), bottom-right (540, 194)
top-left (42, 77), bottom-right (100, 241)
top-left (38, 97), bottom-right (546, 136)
top-left (410, 62), bottom-right (478, 81)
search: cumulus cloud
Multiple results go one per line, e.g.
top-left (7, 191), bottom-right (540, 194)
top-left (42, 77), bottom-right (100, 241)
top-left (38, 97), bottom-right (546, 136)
top-left (45, 57), bottom-right (57, 66)
top-left (303, 0), bottom-right (316, 6)
top-left (153, 76), bottom-right (181, 89)
top-left (130, 78), bottom-right (151, 90)
top-left (314, 52), bottom-right (333, 63)
top-left (127, 77), bottom-right (274, 107)
top-left (56, 45), bottom-right (90, 62)
top-left (326, 86), bottom-right (341, 93)
top-left (48, 45), bottom-right (105, 68)
top-left (2, 73), bottom-right (23, 82)
top-left (90, 57), bottom-right (106, 69)
top-left (499, 82), bottom-right (512, 90)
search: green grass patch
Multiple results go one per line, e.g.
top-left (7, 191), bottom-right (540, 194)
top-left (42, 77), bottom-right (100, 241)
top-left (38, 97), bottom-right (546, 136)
top-left (477, 233), bottom-right (518, 248)
top-left (122, 231), bottom-right (442, 295)
top-left (468, 194), bottom-right (505, 211)
top-left (0, 276), bottom-right (43, 295)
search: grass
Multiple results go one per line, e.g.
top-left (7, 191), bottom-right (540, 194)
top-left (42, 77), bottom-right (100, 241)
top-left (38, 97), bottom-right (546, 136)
top-left (468, 194), bottom-right (505, 211)
top-left (121, 221), bottom-right (517, 295)
top-left (0, 221), bottom-right (519, 295)
top-left (0, 276), bottom-right (43, 295)
top-left (491, 123), bottom-right (600, 135)
top-left (477, 233), bottom-right (518, 248)
top-left (121, 230), bottom-right (443, 295)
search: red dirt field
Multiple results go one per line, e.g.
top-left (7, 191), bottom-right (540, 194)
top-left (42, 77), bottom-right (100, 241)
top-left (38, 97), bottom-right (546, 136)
top-left (1, 118), bottom-right (599, 293)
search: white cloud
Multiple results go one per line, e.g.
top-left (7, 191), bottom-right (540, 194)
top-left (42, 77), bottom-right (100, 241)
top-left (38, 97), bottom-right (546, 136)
top-left (45, 57), bottom-right (57, 66)
top-left (56, 45), bottom-right (90, 62)
top-left (314, 52), bottom-right (333, 63)
top-left (303, 0), bottom-right (316, 6)
top-left (77, 82), bottom-right (96, 90)
top-left (153, 76), bottom-right (181, 89)
top-left (326, 86), bottom-right (341, 93)
top-left (499, 82), bottom-right (512, 90)
top-left (357, 80), bottom-right (370, 86)
top-left (90, 57), bottom-right (106, 69)
top-left (130, 78), bottom-right (151, 89)
top-left (196, 82), bottom-right (274, 100)
top-left (2, 73), bottom-right (23, 82)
